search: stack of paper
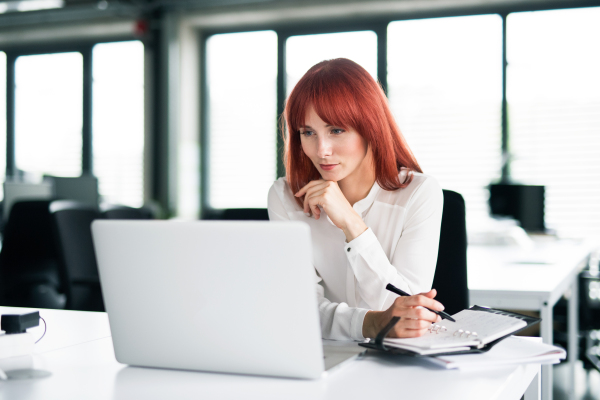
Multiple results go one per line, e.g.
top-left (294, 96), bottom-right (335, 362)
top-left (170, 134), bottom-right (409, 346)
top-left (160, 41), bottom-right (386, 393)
top-left (426, 336), bottom-right (565, 370)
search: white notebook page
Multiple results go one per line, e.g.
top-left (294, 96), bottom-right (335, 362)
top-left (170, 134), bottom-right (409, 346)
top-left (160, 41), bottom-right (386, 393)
top-left (383, 309), bottom-right (527, 351)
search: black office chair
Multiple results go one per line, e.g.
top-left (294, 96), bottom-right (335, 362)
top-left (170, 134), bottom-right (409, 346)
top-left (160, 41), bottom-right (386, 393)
top-left (50, 200), bottom-right (104, 312)
top-left (100, 204), bottom-right (155, 220)
top-left (431, 190), bottom-right (469, 316)
top-left (0, 200), bottom-right (66, 308)
top-left (221, 208), bottom-right (269, 221)
top-left (45, 175), bottom-right (99, 208)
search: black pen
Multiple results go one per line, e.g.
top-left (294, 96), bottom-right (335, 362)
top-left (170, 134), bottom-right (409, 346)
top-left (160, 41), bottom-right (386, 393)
top-left (386, 283), bottom-right (456, 322)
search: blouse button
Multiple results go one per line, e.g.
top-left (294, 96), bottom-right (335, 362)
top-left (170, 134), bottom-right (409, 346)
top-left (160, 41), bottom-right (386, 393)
top-left (347, 248), bottom-right (351, 252)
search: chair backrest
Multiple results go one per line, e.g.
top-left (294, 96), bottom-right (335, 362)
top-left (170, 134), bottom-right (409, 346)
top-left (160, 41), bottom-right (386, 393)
top-left (221, 208), bottom-right (269, 221)
top-left (432, 190), bottom-right (469, 315)
top-left (50, 200), bottom-right (103, 311)
top-left (100, 204), bottom-right (155, 220)
top-left (0, 200), bottom-right (64, 308)
top-left (2, 180), bottom-right (54, 221)
top-left (47, 175), bottom-right (99, 208)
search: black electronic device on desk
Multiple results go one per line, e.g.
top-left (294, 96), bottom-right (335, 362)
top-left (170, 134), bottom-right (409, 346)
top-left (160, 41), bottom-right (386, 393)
top-left (489, 183), bottom-right (545, 232)
top-left (1, 312), bottom-right (40, 334)
top-left (360, 306), bottom-right (540, 356)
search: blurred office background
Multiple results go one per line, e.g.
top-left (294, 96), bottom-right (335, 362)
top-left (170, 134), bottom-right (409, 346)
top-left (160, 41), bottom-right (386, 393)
top-left (0, 0), bottom-right (598, 398)
top-left (0, 0), bottom-right (596, 230)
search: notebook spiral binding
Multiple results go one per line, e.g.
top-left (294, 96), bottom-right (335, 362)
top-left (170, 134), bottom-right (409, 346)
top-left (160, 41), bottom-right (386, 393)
top-left (428, 324), bottom-right (485, 348)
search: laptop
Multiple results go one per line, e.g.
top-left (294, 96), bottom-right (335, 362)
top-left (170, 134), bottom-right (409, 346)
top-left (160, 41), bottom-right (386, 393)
top-left (91, 220), bottom-right (364, 379)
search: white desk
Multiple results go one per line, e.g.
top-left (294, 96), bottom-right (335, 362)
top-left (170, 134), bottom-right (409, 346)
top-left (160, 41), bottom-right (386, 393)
top-left (0, 307), bottom-right (541, 400)
top-left (468, 238), bottom-right (597, 400)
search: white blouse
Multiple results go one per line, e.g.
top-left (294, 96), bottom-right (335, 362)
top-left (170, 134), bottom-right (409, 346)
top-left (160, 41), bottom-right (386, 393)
top-left (267, 169), bottom-right (443, 341)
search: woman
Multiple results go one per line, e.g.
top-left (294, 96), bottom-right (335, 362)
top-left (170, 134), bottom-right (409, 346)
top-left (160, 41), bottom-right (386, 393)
top-left (268, 58), bottom-right (444, 341)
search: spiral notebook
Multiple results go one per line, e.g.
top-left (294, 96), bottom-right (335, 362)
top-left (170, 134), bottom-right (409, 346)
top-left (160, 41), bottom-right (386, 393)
top-left (360, 306), bottom-right (541, 356)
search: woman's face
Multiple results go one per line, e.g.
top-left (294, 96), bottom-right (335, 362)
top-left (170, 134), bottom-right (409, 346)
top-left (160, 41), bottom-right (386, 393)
top-left (299, 106), bottom-right (371, 183)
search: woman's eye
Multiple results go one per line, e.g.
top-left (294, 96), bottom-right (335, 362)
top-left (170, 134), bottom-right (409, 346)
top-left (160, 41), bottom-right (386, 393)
top-left (301, 130), bottom-right (314, 137)
top-left (331, 129), bottom-right (345, 135)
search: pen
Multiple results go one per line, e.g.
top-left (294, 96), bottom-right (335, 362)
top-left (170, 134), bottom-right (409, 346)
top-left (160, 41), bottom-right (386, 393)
top-left (385, 283), bottom-right (456, 322)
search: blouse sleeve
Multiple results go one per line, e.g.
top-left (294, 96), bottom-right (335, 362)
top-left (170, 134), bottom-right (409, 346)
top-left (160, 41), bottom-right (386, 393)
top-left (344, 177), bottom-right (444, 311)
top-left (267, 184), bottom-right (369, 340)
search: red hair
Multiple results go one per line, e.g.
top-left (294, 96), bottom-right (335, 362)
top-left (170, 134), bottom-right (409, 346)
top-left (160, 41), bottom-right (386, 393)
top-left (283, 58), bottom-right (422, 207)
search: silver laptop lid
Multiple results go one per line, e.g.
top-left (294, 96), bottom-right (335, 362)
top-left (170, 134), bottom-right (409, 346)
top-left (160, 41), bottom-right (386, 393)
top-left (92, 220), bottom-right (324, 379)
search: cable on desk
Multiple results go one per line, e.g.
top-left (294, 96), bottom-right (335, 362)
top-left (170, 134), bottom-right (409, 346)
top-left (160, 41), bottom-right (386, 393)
top-left (35, 316), bottom-right (46, 344)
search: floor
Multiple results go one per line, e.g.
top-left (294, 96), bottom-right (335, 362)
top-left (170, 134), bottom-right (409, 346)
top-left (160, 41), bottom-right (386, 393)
top-left (553, 361), bottom-right (600, 400)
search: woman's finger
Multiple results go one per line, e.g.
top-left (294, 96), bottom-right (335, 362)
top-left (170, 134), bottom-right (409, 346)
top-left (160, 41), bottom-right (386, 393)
top-left (311, 204), bottom-right (321, 219)
top-left (308, 196), bottom-right (324, 220)
top-left (302, 183), bottom-right (330, 213)
top-left (397, 318), bottom-right (432, 330)
top-left (388, 307), bottom-right (437, 324)
top-left (304, 190), bottom-right (325, 218)
top-left (402, 294), bottom-right (444, 311)
top-left (295, 179), bottom-right (325, 197)
top-left (392, 294), bottom-right (443, 311)
top-left (304, 187), bottom-right (328, 213)
top-left (295, 181), bottom-right (319, 197)
top-left (402, 307), bottom-right (439, 323)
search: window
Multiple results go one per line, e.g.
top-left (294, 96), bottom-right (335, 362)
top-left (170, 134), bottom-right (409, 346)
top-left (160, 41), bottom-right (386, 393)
top-left (93, 41), bottom-right (145, 207)
top-left (206, 31), bottom-right (277, 209)
top-left (285, 31), bottom-right (377, 95)
top-left (387, 15), bottom-right (503, 222)
top-left (200, 6), bottom-right (599, 237)
top-left (15, 52), bottom-right (83, 177)
top-left (508, 7), bottom-right (600, 236)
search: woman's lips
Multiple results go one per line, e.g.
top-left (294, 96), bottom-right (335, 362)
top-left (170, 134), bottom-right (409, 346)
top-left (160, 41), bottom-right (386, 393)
top-left (320, 164), bottom-right (337, 171)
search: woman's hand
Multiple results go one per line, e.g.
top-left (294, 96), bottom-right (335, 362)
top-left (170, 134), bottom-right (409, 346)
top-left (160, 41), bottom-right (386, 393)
top-left (295, 180), bottom-right (367, 242)
top-left (362, 289), bottom-right (443, 338)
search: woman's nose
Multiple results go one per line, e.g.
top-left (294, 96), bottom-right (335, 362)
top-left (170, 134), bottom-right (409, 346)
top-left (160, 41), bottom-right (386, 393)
top-left (316, 137), bottom-right (332, 158)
